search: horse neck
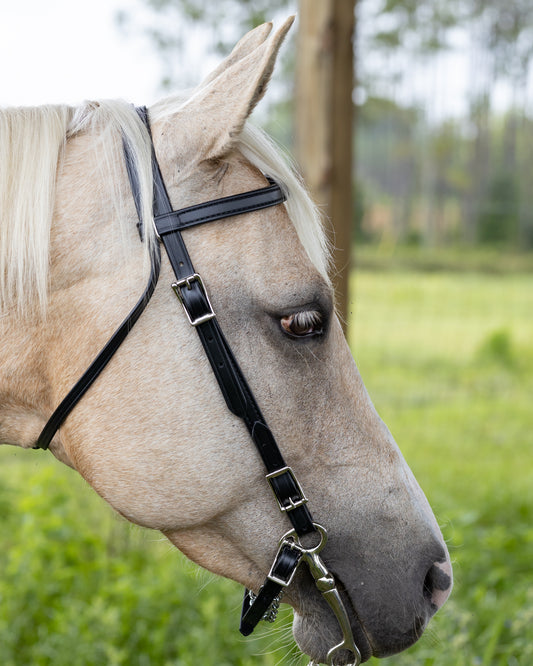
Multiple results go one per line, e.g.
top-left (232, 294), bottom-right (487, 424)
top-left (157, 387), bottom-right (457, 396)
top-left (0, 129), bottom-right (137, 455)
top-left (0, 310), bottom-right (51, 448)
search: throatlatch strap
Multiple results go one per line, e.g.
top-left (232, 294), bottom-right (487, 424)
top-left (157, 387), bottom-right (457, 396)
top-left (33, 123), bottom-right (163, 451)
top-left (34, 250), bottom-right (161, 451)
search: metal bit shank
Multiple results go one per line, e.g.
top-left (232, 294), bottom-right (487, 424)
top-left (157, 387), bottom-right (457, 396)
top-left (276, 524), bottom-right (361, 666)
top-left (304, 550), bottom-right (362, 666)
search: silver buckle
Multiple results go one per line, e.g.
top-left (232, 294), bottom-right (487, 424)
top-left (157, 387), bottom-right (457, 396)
top-left (171, 273), bottom-right (216, 327)
top-left (266, 466), bottom-right (308, 513)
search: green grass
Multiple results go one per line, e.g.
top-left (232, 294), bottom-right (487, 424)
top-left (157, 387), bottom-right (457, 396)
top-left (1, 254), bottom-right (532, 665)
top-left (349, 264), bottom-right (533, 666)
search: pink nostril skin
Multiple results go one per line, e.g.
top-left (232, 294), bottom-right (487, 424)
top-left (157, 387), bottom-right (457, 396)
top-left (424, 558), bottom-right (453, 612)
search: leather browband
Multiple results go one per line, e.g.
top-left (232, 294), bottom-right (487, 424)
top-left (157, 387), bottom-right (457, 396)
top-left (154, 177), bottom-right (284, 236)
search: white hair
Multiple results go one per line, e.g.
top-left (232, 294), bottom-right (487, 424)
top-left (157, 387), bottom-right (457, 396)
top-left (0, 105), bottom-right (73, 314)
top-left (0, 97), bottom-right (329, 316)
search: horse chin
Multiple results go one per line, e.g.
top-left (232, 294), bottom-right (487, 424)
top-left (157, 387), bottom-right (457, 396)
top-left (291, 577), bottom-right (432, 664)
top-left (291, 586), bottom-right (373, 665)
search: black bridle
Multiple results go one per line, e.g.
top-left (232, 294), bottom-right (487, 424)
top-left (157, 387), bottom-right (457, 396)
top-left (34, 107), bottom-right (361, 666)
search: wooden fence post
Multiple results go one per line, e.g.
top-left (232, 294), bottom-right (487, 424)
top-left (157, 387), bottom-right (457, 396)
top-left (295, 0), bottom-right (356, 331)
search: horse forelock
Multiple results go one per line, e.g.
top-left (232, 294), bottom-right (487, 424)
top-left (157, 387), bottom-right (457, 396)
top-left (0, 95), bottom-right (330, 317)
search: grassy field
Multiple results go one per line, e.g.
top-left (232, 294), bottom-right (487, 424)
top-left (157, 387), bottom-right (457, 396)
top-left (1, 249), bottom-right (532, 665)
top-left (349, 253), bottom-right (533, 666)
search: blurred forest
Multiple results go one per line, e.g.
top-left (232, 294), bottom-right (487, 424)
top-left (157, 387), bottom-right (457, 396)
top-left (118, 0), bottom-right (533, 251)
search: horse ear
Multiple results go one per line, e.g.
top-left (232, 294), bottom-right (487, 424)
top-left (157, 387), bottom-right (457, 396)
top-left (199, 21), bottom-right (274, 87)
top-left (177, 16), bottom-right (295, 160)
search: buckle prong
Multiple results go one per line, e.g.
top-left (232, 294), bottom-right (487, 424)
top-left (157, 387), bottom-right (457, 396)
top-left (171, 273), bottom-right (216, 326)
top-left (266, 466), bottom-right (308, 513)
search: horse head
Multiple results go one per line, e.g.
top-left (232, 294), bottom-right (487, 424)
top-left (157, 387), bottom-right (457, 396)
top-left (0, 18), bottom-right (452, 664)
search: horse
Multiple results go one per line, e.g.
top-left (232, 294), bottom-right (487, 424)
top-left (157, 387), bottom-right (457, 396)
top-left (0, 17), bottom-right (452, 665)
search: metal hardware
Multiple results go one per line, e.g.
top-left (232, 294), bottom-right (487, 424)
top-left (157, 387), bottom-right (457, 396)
top-left (304, 548), bottom-right (361, 666)
top-left (277, 525), bottom-right (361, 666)
top-left (171, 273), bottom-right (216, 327)
top-left (266, 466), bottom-right (308, 513)
top-left (247, 589), bottom-right (283, 623)
top-left (277, 522), bottom-right (328, 555)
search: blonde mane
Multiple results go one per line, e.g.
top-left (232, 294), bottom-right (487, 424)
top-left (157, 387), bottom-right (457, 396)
top-left (0, 97), bottom-right (329, 316)
top-left (0, 105), bottom-right (72, 314)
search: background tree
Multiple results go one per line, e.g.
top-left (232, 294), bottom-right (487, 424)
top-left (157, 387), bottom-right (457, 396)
top-left (120, 0), bottom-right (533, 261)
top-left (294, 0), bottom-right (356, 327)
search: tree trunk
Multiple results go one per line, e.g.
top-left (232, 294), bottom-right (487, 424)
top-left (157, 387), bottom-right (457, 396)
top-left (294, 0), bottom-right (356, 331)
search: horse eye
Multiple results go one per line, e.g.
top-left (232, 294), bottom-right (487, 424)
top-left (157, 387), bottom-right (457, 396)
top-left (280, 311), bottom-right (324, 338)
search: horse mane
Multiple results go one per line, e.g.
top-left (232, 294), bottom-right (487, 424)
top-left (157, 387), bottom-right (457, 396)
top-left (0, 97), bottom-right (330, 317)
top-left (0, 101), bottom-right (156, 317)
top-left (237, 123), bottom-right (331, 280)
top-left (0, 105), bottom-right (73, 315)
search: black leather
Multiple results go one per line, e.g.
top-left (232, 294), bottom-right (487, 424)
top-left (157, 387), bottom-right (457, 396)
top-left (133, 106), bottom-right (318, 634)
top-left (155, 177), bottom-right (285, 235)
top-left (142, 107), bottom-right (315, 537)
top-left (239, 542), bottom-right (303, 636)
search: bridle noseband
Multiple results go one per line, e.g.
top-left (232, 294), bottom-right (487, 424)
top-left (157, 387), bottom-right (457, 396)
top-left (34, 107), bottom-right (361, 666)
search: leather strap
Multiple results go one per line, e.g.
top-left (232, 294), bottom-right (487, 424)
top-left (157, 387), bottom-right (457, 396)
top-left (239, 541), bottom-right (303, 636)
top-left (154, 177), bottom-right (284, 236)
top-left (139, 105), bottom-right (316, 538)
top-left (34, 253), bottom-right (160, 451)
top-left (133, 107), bottom-right (318, 635)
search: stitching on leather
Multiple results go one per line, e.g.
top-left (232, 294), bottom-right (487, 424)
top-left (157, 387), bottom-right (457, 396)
top-left (155, 188), bottom-right (285, 234)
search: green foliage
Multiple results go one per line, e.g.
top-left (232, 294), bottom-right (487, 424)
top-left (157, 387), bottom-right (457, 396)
top-left (478, 173), bottom-right (520, 244)
top-left (357, 101), bottom-right (533, 248)
top-left (348, 255), bottom-right (533, 665)
top-left (370, 0), bottom-right (465, 54)
top-left (0, 458), bottom-right (298, 665)
top-left (1, 253), bottom-right (532, 664)
top-left (355, 1), bottom-right (533, 250)
top-left (476, 328), bottom-right (516, 367)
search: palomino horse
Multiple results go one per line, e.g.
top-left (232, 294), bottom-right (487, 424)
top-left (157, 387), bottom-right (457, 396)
top-left (0, 18), bottom-right (452, 665)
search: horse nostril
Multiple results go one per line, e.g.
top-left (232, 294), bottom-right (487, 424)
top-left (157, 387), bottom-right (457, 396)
top-left (423, 559), bottom-right (453, 612)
